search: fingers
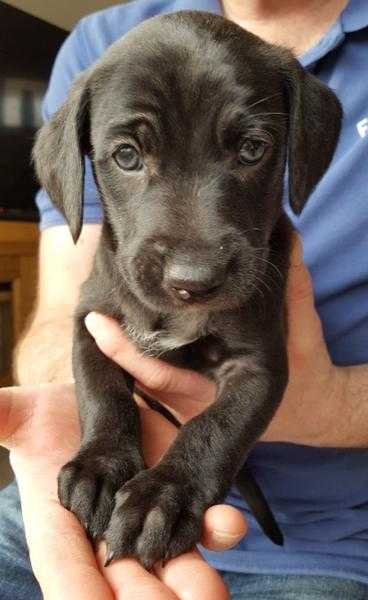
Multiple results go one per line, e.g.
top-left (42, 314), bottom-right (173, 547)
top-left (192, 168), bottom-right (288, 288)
top-left (287, 234), bottom-right (314, 307)
top-left (97, 544), bottom-right (179, 600)
top-left (34, 526), bottom-right (114, 600)
top-left (201, 504), bottom-right (247, 551)
top-left (98, 543), bottom-right (230, 600)
top-left (155, 550), bottom-right (230, 600)
top-left (85, 312), bottom-right (185, 392)
top-left (288, 232), bottom-right (304, 267)
top-left (286, 234), bottom-right (326, 358)
top-left (18, 477), bottom-right (114, 600)
top-left (85, 312), bottom-right (214, 401)
top-left (97, 508), bottom-right (242, 600)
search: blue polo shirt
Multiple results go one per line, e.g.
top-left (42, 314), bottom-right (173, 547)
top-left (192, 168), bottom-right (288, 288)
top-left (36, 0), bottom-right (368, 583)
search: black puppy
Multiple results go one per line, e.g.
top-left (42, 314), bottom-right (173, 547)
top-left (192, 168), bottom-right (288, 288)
top-left (33, 11), bottom-right (341, 568)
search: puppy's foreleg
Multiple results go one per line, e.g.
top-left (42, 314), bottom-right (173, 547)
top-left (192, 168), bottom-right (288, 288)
top-left (104, 349), bottom-right (288, 568)
top-left (58, 316), bottom-right (145, 540)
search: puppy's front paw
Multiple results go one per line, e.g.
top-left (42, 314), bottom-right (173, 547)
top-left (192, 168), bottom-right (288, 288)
top-left (58, 445), bottom-right (143, 540)
top-left (104, 466), bottom-right (208, 569)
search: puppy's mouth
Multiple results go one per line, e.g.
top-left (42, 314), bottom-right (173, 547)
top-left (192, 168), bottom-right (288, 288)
top-left (165, 282), bottom-right (223, 304)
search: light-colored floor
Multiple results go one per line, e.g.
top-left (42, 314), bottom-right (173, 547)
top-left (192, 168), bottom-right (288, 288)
top-left (0, 447), bottom-right (13, 490)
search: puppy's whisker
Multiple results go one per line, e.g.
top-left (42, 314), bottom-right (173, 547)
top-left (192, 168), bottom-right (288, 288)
top-left (251, 112), bottom-right (287, 117)
top-left (255, 122), bottom-right (287, 135)
top-left (250, 272), bottom-right (273, 295)
top-left (254, 257), bottom-right (284, 280)
top-left (263, 274), bottom-right (283, 292)
top-left (246, 92), bottom-right (283, 110)
top-left (250, 261), bottom-right (284, 294)
top-left (248, 281), bottom-right (265, 301)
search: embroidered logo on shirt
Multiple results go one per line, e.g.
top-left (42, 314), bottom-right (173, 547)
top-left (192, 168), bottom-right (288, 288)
top-left (357, 118), bottom-right (368, 139)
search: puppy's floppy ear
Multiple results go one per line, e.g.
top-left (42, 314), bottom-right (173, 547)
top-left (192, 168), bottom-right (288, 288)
top-left (33, 72), bottom-right (90, 243)
top-left (284, 62), bottom-right (342, 214)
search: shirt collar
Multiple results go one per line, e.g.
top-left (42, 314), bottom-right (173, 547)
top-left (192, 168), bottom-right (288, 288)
top-left (300, 0), bottom-right (368, 67)
top-left (341, 0), bottom-right (368, 32)
top-left (169, 0), bottom-right (222, 14)
top-left (168, 0), bottom-right (368, 68)
top-left (170, 0), bottom-right (368, 31)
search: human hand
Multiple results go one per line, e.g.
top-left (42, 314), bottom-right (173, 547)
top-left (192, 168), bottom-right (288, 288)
top-left (0, 384), bottom-right (246, 600)
top-left (85, 234), bottom-right (346, 447)
top-left (260, 235), bottom-right (347, 445)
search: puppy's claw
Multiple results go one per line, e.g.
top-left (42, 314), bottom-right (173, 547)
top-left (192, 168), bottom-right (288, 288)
top-left (140, 556), bottom-right (155, 572)
top-left (104, 548), bottom-right (115, 567)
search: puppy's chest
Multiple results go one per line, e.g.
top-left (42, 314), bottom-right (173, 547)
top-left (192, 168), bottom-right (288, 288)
top-left (124, 312), bottom-right (227, 373)
top-left (125, 312), bottom-right (208, 356)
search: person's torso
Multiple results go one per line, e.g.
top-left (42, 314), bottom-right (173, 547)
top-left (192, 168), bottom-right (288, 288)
top-left (39, 0), bottom-right (368, 579)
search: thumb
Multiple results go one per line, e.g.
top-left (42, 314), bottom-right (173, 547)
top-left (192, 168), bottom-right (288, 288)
top-left (0, 387), bottom-right (33, 449)
top-left (286, 234), bottom-right (325, 357)
top-left (85, 312), bottom-right (213, 398)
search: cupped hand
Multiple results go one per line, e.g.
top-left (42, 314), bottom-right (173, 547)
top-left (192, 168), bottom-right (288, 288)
top-left (1, 234), bottom-right (336, 598)
top-left (260, 235), bottom-right (347, 444)
top-left (0, 384), bottom-right (246, 600)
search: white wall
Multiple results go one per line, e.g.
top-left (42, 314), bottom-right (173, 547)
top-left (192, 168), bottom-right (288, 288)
top-left (2, 0), bottom-right (125, 30)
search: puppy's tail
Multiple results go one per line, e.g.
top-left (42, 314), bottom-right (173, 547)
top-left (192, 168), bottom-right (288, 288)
top-left (135, 388), bottom-right (181, 427)
top-left (235, 464), bottom-right (284, 546)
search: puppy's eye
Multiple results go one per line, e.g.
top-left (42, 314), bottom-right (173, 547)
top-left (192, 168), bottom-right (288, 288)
top-left (239, 138), bottom-right (267, 165)
top-left (113, 144), bottom-right (142, 171)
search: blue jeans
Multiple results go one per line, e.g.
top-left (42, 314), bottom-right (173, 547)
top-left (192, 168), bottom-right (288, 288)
top-left (220, 571), bottom-right (368, 599)
top-left (1, 481), bottom-right (367, 600)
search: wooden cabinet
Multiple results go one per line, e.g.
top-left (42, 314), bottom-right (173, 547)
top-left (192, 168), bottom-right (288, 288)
top-left (0, 221), bottom-right (39, 386)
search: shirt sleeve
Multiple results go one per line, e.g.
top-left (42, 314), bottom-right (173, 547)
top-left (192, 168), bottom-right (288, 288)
top-left (35, 21), bottom-right (102, 230)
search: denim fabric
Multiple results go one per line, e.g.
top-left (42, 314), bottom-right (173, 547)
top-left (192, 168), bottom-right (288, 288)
top-left (1, 481), bottom-right (367, 600)
top-left (0, 481), bottom-right (42, 600)
top-left (221, 571), bottom-right (368, 599)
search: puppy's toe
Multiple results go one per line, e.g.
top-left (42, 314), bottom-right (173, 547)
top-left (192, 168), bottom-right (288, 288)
top-left (58, 448), bottom-right (143, 540)
top-left (104, 467), bottom-right (205, 569)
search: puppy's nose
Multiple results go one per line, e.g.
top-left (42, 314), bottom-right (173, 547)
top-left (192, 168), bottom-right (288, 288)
top-left (164, 262), bottom-right (226, 300)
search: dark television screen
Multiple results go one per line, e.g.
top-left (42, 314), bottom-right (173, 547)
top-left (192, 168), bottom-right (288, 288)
top-left (0, 2), bottom-right (67, 221)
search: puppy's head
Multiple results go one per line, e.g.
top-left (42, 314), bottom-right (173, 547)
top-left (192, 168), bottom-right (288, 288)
top-left (34, 11), bottom-right (342, 314)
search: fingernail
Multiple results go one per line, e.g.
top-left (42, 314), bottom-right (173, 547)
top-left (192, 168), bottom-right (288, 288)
top-left (84, 312), bottom-right (100, 335)
top-left (213, 530), bottom-right (243, 542)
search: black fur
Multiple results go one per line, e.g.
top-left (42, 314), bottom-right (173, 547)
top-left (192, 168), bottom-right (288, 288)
top-left (33, 11), bottom-right (342, 568)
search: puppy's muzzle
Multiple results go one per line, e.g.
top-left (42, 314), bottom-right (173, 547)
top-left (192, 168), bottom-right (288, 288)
top-left (131, 236), bottom-right (239, 308)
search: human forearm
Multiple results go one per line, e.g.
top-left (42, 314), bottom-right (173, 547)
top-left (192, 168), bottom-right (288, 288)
top-left (296, 362), bottom-right (368, 448)
top-left (14, 315), bottom-right (74, 385)
top-left (263, 361), bottom-right (368, 449)
top-left (14, 225), bottom-right (101, 385)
